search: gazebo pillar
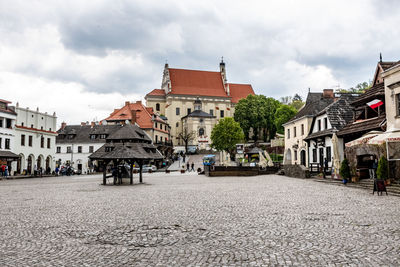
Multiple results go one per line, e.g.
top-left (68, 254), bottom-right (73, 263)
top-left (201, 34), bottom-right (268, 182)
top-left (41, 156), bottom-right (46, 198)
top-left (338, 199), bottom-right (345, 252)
top-left (139, 160), bottom-right (143, 183)
top-left (129, 161), bottom-right (133, 185)
top-left (102, 161), bottom-right (107, 185)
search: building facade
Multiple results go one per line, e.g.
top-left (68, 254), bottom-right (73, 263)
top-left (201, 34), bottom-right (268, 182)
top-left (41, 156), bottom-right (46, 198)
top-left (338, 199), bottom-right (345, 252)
top-left (12, 104), bottom-right (57, 174)
top-left (282, 90), bottom-right (335, 166)
top-left (56, 123), bottom-right (121, 174)
top-left (145, 60), bottom-right (255, 147)
top-left (0, 99), bottom-right (18, 173)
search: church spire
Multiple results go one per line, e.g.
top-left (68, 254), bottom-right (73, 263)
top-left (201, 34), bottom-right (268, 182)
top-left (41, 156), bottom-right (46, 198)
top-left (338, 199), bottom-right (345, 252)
top-left (380, 52), bottom-right (382, 63)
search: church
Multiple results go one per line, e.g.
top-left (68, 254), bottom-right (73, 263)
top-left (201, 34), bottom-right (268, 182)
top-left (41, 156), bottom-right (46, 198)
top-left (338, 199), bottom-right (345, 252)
top-left (145, 60), bottom-right (255, 149)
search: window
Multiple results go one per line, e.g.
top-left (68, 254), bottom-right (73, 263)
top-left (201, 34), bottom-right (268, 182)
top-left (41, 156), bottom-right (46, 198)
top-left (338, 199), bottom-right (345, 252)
top-left (187, 108), bottom-right (191, 115)
top-left (326, 146), bottom-right (331, 162)
top-left (160, 136), bottom-right (163, 142)
top-left (156, 103), bottom-right (160, 111)
top-left (210, 109), bottom-right (214, 116)
top-left (67, 146), bottom-right (72, 153)
top-left (220, 110), bottom-right (224, 118)
top-left (317, 120), bottom-right (321, 131)
top-left (21, 135), bottom-right (25, 146)
top-left (28, 136), bottom-right (33, 146)
top-left (0, 119), bottom-right (3, 127)
top-left (155, 135), bottom-right (158, 143)
top-left (294, 150), bottom-right (297, 161)
top-left (199, 128), bottom-right (205, 136)
top-left (176, 122), bottom-right (179, 127)
top-left (0, 137), bottom-right (2, 148)
top-left (155, 122), bottom-right (158, 128)
top-left (31, 124), bottom-right (33, 128)
top-left (176, 107), bottom-right (180, 115)
top-left (90, 135), bottom-right (96, 140)
top-left (165, 125), bottom-right (167, 131)
top-left (312, 148), bottom-right (317, 162)
top-left (47, 138), bottom-right (51, 149)
top-left (22, 122), bottom-right (24, 127)
top-left (5, 138), bottom-right (10, 149)
top-left (301, 124), bottom-right (304, 135)
top-left (56, 146), bottom-right (61, 153)
top-left (89, 146), bottom-right (94, 153)
top-left (78, 146), bottom-right (82, 153)
top-left (397, 93), bottom-right (400, 116)
top-left (287, 129), bottom-right (290, 139)
top-left (100, 134), bottom-right (106, 139)
top-left (40, 126), bottom-right (43, 130)
top-left (40, 136), bottom-right (44, 148)
top-left (294, 127), bottom-right (297, 137)
top-left (324, 118), bottom-right (328, 129)
top-left (6, 119), bottom-right (12, 128)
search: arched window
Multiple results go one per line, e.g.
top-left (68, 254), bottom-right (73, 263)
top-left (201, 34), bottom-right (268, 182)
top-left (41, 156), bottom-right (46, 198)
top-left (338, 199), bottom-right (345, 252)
top-left (156, 103), bottom-right (160, 111)
top-left (199, 128), bottom-right (205, 136)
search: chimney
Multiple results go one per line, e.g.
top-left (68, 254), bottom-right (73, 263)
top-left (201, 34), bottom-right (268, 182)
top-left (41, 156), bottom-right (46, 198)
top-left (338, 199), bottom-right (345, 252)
top-left (131, 110), bottom-right (137, 124)
top-left (81, 122), bottom-right (86, 126)
top-left (136, 100), bottom-right (142, 105)
top-left (323, 89), bottom-right (334, 98)
top-left (61, 122), bottom-right (67, 130)
top-left (125, 101), bottom-right (130, 106)
top-left (91, 121), bottom-right (95, 128)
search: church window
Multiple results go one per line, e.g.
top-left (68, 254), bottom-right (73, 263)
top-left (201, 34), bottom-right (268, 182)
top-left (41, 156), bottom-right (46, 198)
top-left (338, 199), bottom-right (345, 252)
top-left (187, 108), bottom-right (191, 115)
top-left (220, 110), bottom-right (224, 118)
top-left (176, 107), bottom-right (180, 115)
top-left (199, 128), bottom-right (205, 136)
top-left (156, 103), bottom-right (160, 111)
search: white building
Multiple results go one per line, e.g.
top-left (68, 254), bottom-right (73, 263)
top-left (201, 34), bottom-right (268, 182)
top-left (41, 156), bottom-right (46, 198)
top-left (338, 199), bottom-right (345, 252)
top-left (0, 99), bottom-right (18, 173)
top-left (12, 104), bottom-right (57, 174)
top-left (56, 123), bottom-right (121, 174)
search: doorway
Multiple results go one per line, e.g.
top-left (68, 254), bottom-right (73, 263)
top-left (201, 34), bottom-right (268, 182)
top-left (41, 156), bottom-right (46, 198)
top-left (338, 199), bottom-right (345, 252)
top-left (300, 150), bottom-right (306, 166)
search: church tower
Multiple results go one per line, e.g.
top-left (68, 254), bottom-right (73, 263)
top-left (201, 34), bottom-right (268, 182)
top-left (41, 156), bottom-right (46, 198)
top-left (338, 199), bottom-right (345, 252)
top-left (220, 58), bottom-right (230, 96)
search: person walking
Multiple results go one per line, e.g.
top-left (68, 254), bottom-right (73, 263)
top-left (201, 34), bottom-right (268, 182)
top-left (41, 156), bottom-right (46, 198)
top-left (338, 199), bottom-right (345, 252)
top-left (191, 162), bottom-right (195, 172)
top-left (372, 158), bottom-right (378, 179)
top-left (324, 158), bottom-right (328, 178)
top-left (4, 165), bottom-right (8, 179)
top-left (369, 156), bottom-right (375, 179)
top-left (186, 162), bottom-right (190, 172)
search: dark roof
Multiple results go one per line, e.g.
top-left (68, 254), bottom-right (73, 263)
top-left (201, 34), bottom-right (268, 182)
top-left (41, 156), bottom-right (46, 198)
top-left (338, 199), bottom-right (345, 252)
top-left (56, 125), bottom-right (122, 144)
top-left (285, 92), bottom-right (334, 123)
top-left (337, 114), bottom-right (386, 137)
top-left (107, 123), bottom-right (152, 142)
top-left (305, 94), bottom-right (358, 140)
top-left (89, 142), bottom-right (163, 160)
top-left (0, 150), bottom-right (19, 159)
top-left (380, 61), bottom-right (400, 71)
top-left (181, 110), bottom-right (216, 119)
top-left (351, 83), bottom-right (384, 106)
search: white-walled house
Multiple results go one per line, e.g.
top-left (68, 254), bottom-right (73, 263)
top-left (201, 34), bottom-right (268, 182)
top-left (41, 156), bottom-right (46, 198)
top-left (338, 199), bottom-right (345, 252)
top-left (305, 94), bottom-right (357, 169)
top-left (12, 104), bottom-right (57, 174)
top-left (56, 123), bottom-right (121, 174)
top-left (0, 99), bottom-right (18, 173)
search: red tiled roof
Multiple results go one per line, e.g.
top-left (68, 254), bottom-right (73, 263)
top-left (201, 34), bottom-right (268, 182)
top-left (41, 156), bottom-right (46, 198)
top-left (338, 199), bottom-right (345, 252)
top-left (105, 102), bottom-right (167, 130)
top-left (228, 83), bottom-right (255, 103)
top-left (168, 68), bottom-right (228, 97)
top-left (146, 89), bottom-right (165, 96)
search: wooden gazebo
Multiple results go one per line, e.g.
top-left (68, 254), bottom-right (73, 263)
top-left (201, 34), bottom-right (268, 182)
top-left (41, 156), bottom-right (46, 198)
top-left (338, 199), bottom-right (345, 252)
top-left (89, 123), bottom-right (163, 185)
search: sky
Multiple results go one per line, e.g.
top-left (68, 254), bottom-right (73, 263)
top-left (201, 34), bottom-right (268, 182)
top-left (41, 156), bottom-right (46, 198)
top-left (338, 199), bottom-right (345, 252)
top-left (1, 0), bottom-right (400, 126)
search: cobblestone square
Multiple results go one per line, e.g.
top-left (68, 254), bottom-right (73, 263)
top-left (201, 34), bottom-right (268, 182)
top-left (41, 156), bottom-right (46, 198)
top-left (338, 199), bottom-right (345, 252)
top-left (1, 173), bottom-right (399, 266)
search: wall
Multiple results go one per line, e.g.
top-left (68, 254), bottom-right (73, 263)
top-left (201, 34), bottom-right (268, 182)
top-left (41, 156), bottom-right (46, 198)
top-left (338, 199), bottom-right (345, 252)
top-left (383, 65), bottom-right (400, 132)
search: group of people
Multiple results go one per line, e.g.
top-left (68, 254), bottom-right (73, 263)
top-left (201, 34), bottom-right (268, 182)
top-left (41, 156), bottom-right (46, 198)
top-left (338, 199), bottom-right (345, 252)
top-left (186, 162), bottom-right (195, 172)
top-left (0, 164), bottom-right (10, 179)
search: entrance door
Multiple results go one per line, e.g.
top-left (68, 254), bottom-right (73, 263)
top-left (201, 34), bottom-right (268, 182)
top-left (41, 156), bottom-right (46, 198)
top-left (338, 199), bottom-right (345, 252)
top-left (300, 150), bottom-right (306, 166)
top-left (319, 148), bottom-right (324, 167)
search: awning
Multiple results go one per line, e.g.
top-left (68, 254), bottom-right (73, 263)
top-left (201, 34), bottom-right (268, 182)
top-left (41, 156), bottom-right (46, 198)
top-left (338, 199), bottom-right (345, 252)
top-left (0, 150), bottom-right (20, 161)
top-left (345, 131), bottom-right (383, 147)
top-left (368, 131), bottom-right (400, 145)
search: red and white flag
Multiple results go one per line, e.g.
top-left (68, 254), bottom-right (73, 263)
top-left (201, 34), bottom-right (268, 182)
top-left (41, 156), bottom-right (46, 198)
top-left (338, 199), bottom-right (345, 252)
top-left (367, 99), bottom-right (383, 109)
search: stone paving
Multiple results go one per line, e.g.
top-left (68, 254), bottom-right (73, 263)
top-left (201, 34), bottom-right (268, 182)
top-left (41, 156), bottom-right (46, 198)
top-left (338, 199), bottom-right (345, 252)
top-left (0, 173), bottom-right (400, 266)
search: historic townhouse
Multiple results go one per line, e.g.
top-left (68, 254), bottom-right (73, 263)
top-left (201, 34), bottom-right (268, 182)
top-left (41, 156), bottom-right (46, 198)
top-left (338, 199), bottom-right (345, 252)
top-left (282, 90), bottom-right (335, 166)
top-left (145, 60), bottom-right (255, 148)
top-left (56, 123), bottom-right (121, 174)
top-left (12, 104), bottom-right (57, 175)
top-left (0, 99), bottom-right (18, 173)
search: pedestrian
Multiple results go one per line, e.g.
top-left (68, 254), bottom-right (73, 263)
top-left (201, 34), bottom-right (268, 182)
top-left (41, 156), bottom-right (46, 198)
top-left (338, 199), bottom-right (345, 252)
top-left (55, 166), bottom-right (59, 176)
top-left (191, 162), bottom-right (195, 172)
top-left (324, 158), bottom-right (328, 178)
top-left (369, 156), bottom-right (375, 179)
top-left (372, 158), bottom-right (378, 179)
top-left (186, 162), bottom-right (190, 172)
top-left (4, 165), bottom-right (8, 179)
top-left (1, 164), bottom-right (5, 177)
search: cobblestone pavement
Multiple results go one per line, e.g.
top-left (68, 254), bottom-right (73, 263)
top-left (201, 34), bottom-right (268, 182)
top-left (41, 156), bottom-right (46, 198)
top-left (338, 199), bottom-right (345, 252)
top-left (1, 173), bottom-right (400, 266)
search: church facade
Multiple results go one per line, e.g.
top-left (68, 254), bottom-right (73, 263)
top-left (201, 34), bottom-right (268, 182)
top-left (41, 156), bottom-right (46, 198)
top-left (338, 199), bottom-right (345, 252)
top-left (145, 60), bottom-right (255, 148)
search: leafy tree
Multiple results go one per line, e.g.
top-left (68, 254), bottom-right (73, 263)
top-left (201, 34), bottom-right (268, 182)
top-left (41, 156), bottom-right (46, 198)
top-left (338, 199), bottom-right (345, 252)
top-left (337, 81), bottom-right (372, 94)
top-left (178, 128), bottom-right (196, 154)
top-left (377, 156), bottom-right (388, 180)
top-left (211, 117), bottom-right (244, 160)
top-left (292, 94), bottom-right (303, 102)
top-left (274, 105), bottom-right (297, 134)
top-left (290, 100), bottom-right (305, 111)
top-left (280, 96), bottom-right (292, 105)
top-left (339, 158), bottom-right (351, 180)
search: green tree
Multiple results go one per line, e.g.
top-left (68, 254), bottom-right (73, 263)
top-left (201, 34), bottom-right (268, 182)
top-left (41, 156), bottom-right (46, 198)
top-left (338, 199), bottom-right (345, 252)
top-left (337, 81), bottom-right (372, 94)
top-left (274, 105), bottom-right (297, 134)
top-left (339, 158), bottom-right (351, 180)
top-left (211, 117), bottom-right (244, 160)
top-left (377, 156), bottom-right (388, 180)
top-left (290, 100), bottom-right (305, 111)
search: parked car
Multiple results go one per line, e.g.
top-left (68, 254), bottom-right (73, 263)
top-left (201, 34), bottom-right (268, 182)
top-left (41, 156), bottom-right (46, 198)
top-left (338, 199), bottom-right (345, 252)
top-left (142, 165), bottom-right (157, 172)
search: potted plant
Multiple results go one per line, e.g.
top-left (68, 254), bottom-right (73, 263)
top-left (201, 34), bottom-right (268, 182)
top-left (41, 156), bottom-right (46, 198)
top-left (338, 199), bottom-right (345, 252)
top-left (339, 158), bottom-right (350, 185)
top-left (377, 156), bottom-right (389, 185)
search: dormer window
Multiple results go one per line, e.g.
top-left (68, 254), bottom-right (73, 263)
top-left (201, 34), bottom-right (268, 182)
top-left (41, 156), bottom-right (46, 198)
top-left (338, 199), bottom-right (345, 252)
top-left (90, 135), bottom-right (96, 140)
top-left (100, 134), bottom-right (106, 139)
top-left (68, 135), bottom-right (74, 139)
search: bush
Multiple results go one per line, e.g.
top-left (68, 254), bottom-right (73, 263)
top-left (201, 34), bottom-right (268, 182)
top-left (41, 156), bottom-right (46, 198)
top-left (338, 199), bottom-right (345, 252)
top-left (376, 156), bottom-right (388, 180)
top-left (339, 158), bottom-right (351, 180)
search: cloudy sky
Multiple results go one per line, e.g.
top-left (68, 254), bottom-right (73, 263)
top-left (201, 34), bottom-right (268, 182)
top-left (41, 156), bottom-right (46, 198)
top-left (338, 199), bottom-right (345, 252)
top-left (1, 0), bottom-right (400, 126)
